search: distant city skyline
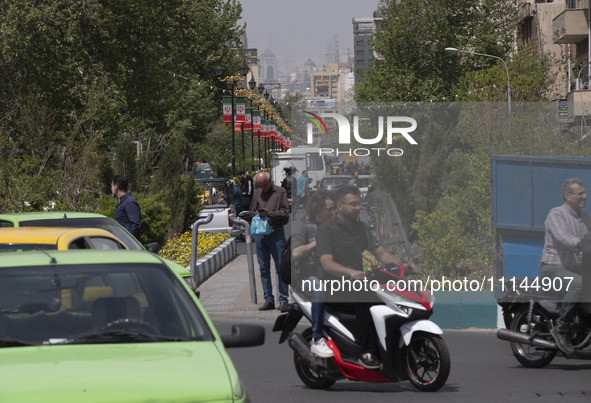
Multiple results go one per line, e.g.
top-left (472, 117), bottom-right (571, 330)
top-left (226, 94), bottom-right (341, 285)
top-left (239, 0), bottom-right (379, 75)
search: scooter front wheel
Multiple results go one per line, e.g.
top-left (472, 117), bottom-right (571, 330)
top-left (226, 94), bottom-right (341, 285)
top-left (405, 332), bottom-right (450, 392)
top-left (293, 328), bottom-right (336, 390)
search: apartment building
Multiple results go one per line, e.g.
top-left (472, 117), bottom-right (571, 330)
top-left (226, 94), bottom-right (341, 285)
top-left (522, 0), bottom-right (591, 117)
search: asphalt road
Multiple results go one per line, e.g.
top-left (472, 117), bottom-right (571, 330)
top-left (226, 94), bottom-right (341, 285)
top-left (211, 318), bottom-right (591, 403)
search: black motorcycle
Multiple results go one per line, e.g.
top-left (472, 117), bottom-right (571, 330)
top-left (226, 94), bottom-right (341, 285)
top-left (497, 284), bottom-right (591, 367)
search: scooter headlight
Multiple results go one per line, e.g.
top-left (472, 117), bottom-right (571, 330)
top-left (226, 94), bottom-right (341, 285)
top-left (397, 305), bottom-right (413, 316)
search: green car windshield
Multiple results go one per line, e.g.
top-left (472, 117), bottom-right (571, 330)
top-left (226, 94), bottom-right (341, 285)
top-left (0, 263), bottom-right (213, 345)
top-left (18, 217), bottom-right (144, 251)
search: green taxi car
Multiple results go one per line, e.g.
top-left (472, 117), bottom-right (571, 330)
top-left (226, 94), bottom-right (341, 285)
top-left (0, 212), bottom-right (197, 289)
top-left (0, 250), bottom-right (263, 402)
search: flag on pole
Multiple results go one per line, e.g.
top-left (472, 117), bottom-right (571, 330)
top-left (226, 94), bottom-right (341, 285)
top-left (252, 110), bottom-right (261, 130)
top-left (244, 108), bottom-right (252, 130)
top-left (222, 96), bottom-right (232, 123)
top-left (235, 96), bottom-right (246, 122)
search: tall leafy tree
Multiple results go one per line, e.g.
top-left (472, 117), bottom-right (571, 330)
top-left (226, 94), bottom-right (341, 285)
top-left (355, 0), bottom-right (565, 277)
top-left (0, 0), bottom-right (244, 223)
top-left (357, 0), bottom-right (518, 102)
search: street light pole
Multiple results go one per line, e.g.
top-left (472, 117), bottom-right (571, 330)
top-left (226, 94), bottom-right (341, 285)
top-left (248, 76), bottom-right (257, 171)
top-left (445, 47), bottom-right (511, 114)
top-left (257, 83), bottom-right (265, 170)
top-left (215, 63), bottom-right (249, 176)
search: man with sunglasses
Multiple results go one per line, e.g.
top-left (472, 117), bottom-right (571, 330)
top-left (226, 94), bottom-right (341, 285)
top-left (316, 185), bottom-right (410, 369)
top-left (540, 178), bottom-right (591, 355)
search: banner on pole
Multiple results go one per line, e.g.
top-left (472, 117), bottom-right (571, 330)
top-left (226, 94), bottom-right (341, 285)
top-left (235, 96), bottom-right (246, 122)
top-left (222, 96), bottom-right (232, 123)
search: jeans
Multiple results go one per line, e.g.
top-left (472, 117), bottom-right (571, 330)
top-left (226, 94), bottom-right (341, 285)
top-left (540, 263), bottom-right (583, 325)
top-left (255, 226), bottom-right (288, 303)
top-left (292, 195), bottom-right (306, 218)
top-left (306, 276), bottom-right (326, 340)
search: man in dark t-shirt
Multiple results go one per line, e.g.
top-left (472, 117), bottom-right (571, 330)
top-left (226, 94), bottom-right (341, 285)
top-left (316, 185), bottom-right (409, 369)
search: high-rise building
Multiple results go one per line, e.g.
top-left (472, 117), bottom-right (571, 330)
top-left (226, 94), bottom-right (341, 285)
top-left (259, 49), bottom-right (278, 83)
top-left (352, 18), bottom-right (375, 75)
top-left (326, 34), bottom-right (340, 64)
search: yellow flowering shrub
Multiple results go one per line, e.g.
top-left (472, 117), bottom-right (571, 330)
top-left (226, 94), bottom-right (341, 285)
top-left (362, 250), bottom-right (380, 272)
top-left (158, 231), bottom-right (231, 267)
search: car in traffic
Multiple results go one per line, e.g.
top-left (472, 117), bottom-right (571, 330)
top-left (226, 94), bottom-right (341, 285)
top-left (196, 178), bottom-right (235, 235)
top-left (319, 175), bottom-right (352, 192)
top-left (0, 250), bottom-right (264, 402)
top-left (0, 212), bottom-right (196, 289)
top-left (357, 174), bottom-right (375, 199)
top-left (0, 212), bottom-right (147, 250)
top-left (195, 162), bottom-right (213, 179)
top-left (0, 227), bottom-right (128, 252)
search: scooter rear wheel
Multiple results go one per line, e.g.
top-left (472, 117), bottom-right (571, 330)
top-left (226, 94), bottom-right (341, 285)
top-left (293, 329), bottom-right (336, 389)
top-left (405, 332), bottom-right (450, 392)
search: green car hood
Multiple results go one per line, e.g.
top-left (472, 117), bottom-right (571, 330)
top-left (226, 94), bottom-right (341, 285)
top-left (0, 342), bottom-right (240, 402)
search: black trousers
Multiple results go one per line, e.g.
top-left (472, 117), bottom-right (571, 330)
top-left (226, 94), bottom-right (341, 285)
top-left (326, 301), bottom-right (378, 354)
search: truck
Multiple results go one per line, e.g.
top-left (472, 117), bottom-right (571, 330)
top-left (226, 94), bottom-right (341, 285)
top-left (271, 146), bottom-right (327, 192)
top-left (491, 155), bottom-right (591, 326)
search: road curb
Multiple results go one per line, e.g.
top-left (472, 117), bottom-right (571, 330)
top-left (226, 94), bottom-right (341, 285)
top-left (190, 237), bottom-right (237, 286)
top-left (430, 291), bottom-right (498, 329)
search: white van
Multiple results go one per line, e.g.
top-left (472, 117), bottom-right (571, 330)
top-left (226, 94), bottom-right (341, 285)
top-left (271, 147), bottom-right (326, 191)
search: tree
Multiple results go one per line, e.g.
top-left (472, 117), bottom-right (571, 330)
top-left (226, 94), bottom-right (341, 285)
top-left (0, 0), bottom-right (244, 235)
top-left (357, 0), bottom-right (518, 103)
top-left (354, 1), bottom-right (566, 277)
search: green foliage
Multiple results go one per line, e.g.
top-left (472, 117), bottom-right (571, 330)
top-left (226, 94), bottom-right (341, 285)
top-left (194, 121), bottom-right (265, 178)
top-left (355, 0), bottom-right (566, 280)
top-left (454, 43), bottom-right (558, 103)
top-left (413, 153), bottom-right (493, 278)
top-left (96, 194), bottom-right (116, 219)
top-left (357, 0), bottom-right (518, 103)
top-left (0, 0), bottom-right (243, 241)
top-left (113, 136), bottom-right (138, 184)
top-left (136, 192), bottom-right (172, 247)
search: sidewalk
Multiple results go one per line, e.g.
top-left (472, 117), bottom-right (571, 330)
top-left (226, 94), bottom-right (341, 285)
top-left (197, 248), bottom-right (500, 328)
top-left (197, 252), bottom-right (283, 321)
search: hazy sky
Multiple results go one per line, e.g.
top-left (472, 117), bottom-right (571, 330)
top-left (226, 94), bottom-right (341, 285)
top-left (238, 0), bottom-right (379, 74)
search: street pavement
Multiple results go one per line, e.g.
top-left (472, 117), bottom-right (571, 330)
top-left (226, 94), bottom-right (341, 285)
top-left (197, 243), bottom-right (283, 321)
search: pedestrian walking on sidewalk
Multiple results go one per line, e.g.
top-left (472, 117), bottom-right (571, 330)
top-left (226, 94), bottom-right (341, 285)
top-left (292, 169), bottom-right (309, 220)
top-left (250, 171), bottom-right (290, 311)
top-left (111, 175), bottom-right (142, 241)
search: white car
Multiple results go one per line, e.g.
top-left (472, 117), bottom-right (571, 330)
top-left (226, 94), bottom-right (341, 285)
top-left (195, 179), bottom-right (235, 234)
top-left (358, 174), bottom-right (375, 199)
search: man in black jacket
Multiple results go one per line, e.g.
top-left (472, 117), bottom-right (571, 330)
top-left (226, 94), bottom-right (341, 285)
top-left (238, 171), bottom-right (253, 211)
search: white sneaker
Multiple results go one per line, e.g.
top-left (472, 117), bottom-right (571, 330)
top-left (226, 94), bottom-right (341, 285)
top-left (310, 337), bottom-right (334, 358)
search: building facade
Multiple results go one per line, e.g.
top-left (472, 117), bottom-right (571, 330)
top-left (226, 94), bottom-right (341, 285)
top-left (521, 0), bottom-right (591, 117)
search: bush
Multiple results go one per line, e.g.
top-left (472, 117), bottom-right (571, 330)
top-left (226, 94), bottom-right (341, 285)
top-left (137, 192), bottom-right (172, 247)
top-left (158, 231), bottom-right (231, 267)
top-left (413, 171), bottom-right (493, 280)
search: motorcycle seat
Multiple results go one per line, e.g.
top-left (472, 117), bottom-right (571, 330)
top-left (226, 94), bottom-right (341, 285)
top-left (324, 304), bottom-right (357, 323)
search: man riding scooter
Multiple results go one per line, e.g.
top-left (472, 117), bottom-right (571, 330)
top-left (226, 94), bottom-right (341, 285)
top-left (315, 185), bottom-right (415, 368)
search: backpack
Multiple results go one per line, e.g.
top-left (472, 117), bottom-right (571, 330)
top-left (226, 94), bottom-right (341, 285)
top-left (279, 236), bottom-right (292, 285)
